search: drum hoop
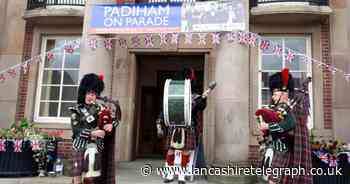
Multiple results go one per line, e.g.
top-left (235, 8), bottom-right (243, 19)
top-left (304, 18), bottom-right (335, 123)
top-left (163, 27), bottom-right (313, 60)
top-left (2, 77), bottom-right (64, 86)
top-left (189, 80), bottom-right (191, 126)
top-left (184, 79), bottom-right (192, 126)
top-left (163, 79), bottom-right (171, 126)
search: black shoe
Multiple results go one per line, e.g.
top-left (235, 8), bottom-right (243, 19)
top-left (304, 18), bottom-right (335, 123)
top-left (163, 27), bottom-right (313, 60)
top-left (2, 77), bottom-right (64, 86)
top-left (178, 181), bottom-right (186, 184)
top-left (163, 179), bottom-right (174, 183)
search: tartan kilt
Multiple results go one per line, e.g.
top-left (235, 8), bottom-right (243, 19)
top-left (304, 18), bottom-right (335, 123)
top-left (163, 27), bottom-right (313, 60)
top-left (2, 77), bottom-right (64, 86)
top-left (72, 150), bottom-right (85, 176)
top-left (72, 147), bottom-right (102, 178)
top-left (268, 150), bottom-right (292, 183)
top-left (284, 115), bottom-right (313, 184)
top-left (165, 127), bottom-right (196, 150)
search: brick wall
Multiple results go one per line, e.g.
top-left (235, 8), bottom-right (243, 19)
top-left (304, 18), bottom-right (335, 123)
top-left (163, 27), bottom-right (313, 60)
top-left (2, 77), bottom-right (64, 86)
top-left (15, 21), bottom-right (34, 122)
top-left (57, 139), bottom-right (73, 176)
top-left (57, 139), bottom-right (73, 159)
top-left (321, 18), bottom-right (333, 129)
top-left (248, 144), bottom-right (260, 166)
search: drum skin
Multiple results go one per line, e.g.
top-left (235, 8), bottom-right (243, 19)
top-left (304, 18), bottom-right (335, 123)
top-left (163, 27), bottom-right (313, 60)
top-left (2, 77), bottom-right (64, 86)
top-left (163, 79), bottom-right (192, 127)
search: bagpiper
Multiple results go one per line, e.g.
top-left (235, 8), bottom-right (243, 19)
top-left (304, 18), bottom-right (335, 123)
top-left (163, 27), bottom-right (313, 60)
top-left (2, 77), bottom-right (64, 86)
top-left (70, 73), bottom-right (120, 184)
top-left (256, 68), bottom-right (313, 184)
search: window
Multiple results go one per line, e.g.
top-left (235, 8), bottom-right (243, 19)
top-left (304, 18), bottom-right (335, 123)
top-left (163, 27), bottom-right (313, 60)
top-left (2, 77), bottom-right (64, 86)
top-left (258, 36), bottom-right (313, 128)
top-left (34, 36), bottom-right (80, 123)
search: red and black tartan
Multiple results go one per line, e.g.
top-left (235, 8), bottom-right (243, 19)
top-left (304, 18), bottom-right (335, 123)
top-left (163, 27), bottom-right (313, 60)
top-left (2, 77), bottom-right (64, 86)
top-left (164, 94), bottom-right (206, 151)
top-left (165, 127), bottom-right (196, 150)
top-left (100, 131), bottom-right (116, 184)
top-left (268, 111), bottom-right (313, 184)
top-left (72, 150), bottom-right (85, 177)
top-left (284, 114), bottom-right (313, 184)
top-left (268, 150), bottom-right (292, 183)
top-left (71, 132), bottom-right (116, 184)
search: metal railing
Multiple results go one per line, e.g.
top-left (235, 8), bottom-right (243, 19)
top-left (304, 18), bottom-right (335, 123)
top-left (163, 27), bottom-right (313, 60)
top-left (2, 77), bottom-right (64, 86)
top-left (27, 0), bottom-right (85, 10)
top-left (250, 0), bottom-right (329, 7)
top-left (140, 0), bottom-right (208, 2)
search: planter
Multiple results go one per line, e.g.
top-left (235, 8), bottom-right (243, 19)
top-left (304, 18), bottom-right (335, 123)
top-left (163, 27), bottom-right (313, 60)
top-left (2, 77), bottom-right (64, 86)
top-left (312, 152), bottom-right (350, 184)
top-left (0, 140), bottom-right (38, 177)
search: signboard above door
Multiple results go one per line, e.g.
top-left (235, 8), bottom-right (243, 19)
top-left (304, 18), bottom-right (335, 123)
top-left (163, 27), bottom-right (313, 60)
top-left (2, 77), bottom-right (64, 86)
top-left (89, 1), bottom-right (246, 34)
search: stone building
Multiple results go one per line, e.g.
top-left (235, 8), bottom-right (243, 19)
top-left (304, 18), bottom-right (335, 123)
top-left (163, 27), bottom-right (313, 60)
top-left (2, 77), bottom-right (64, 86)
top-left (0, 0), bottom-right (350, 168)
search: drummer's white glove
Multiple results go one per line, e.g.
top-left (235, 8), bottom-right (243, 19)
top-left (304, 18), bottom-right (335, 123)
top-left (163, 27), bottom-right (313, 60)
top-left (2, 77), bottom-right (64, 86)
top-left (156, 120), bottom-right (164, 137)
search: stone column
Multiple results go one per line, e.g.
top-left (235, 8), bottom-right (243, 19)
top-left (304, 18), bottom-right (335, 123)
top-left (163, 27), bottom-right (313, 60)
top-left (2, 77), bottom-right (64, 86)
top-left (112, 46), bottom-right (137, 161)
top-left (212, 0), bottom-right (250, 164)
top-left (331, 0), bottom-right (350, 142)
top-left (80, 0), bottom-right (115, 97)
top-left (212, 41), bottom-right (250, 164)
top-left (1, 0), bottom-right (26, 126)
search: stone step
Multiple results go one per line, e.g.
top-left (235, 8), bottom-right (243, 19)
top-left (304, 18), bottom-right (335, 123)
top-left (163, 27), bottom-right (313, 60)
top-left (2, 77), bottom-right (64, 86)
top-left (208, 175), bottom-right (268, 184)
top-left (117, 159), bottom-right (164, 170)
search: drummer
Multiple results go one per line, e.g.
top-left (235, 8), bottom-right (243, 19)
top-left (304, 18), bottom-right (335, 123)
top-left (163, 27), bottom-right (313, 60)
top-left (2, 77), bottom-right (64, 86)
top-left (156, 67), bottom-right (207, 184)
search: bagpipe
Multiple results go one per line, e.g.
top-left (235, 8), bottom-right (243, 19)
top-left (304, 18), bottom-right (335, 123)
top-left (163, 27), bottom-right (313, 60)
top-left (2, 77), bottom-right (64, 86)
top-left (255, 77), bottom-right (312, 146)
top-left (96, 96), bottom-right (122, 130)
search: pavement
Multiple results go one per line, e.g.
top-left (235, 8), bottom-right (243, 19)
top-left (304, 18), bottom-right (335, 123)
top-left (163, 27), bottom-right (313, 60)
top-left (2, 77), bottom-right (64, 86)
top-left (0, 159), bottom-right (266, 184)
top-left (0, 159), bottom-right (209, 184)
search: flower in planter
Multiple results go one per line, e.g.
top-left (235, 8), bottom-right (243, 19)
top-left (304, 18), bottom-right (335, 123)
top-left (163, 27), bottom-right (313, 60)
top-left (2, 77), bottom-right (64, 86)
top-left (310, 134), bottom-right (348, 167)
top-left (0, 118), bottom-right (63, 176)
top-left (311, 141), bottom-right (321, 150)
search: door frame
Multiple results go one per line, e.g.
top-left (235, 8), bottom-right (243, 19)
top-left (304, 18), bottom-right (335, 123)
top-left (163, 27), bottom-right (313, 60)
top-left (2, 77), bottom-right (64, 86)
top-left (131, 53), bottom-right (211, 160)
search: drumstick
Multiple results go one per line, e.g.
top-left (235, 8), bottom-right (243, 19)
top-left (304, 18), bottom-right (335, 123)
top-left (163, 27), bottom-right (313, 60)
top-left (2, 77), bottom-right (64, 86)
top-left (202, 81), bottom-right (217, 99)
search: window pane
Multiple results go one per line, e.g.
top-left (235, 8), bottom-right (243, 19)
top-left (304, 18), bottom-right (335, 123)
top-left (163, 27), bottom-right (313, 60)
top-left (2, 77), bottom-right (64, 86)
top-left (46, 39), bottom-right (56, 51)
top-left (262, 38), bottom-right (282, 54)
top-left (62, 86), bottom-right (78, 101)
top-left (74, 45), bottom-right (81, 53)
top-left (63, 70), bottom-right (79, 85)
top-left (44, 53), bottom-right (63, 69)
top-left (65, 53), bottom-right (80, 69)
top-left (285, 55), bottom-right (308, 72)
top-left (285, 38), bottom-right (306, 54)
top-left (45, 39), bottom-right (65, 68)
top-left (261, 55), bottom-right (283, 70)
top-left (262, 89), bottom-right (271, 105)
top-left (41, 86), bottom-right (60, 100)
top-left (42, 70), bottom-right (61, 85)
top-left (290, 72), bottom-right (309, 89)
top-left (60, 102), bottom-right (76, 117)
top-left (39, 102), bottom-right (58, 117)
top-left (261, 72), bottom-right (275, 88)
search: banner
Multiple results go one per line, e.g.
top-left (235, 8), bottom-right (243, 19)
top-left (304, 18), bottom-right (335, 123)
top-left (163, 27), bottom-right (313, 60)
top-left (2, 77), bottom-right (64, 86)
top-left (89, 1), bottom-right (246, 34)
top-left (181, 1), bottom-right (245, 32)
top-left (90, 3), bottom-right (182, 34)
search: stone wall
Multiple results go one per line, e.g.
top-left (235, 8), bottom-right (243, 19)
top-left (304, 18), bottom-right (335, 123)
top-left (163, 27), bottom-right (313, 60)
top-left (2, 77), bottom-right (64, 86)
top-left (0, 0), bottom-right (26, 127)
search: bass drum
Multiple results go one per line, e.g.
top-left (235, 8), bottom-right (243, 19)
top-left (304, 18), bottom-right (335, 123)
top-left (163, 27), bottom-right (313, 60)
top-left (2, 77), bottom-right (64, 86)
top-left (163, 79), bottom-right (192, 127)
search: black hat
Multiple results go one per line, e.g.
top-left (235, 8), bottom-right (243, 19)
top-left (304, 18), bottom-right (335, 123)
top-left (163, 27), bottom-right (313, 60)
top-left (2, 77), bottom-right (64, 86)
top-left (175, 67), bottom-right (196, 81)
top-left (174, 67), bottom-right (198, 93)
top-left (269, 68), bottom-right (294, 93)
top-left (77, 73), bottom-right (104, 104)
